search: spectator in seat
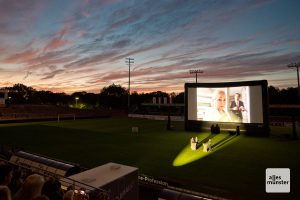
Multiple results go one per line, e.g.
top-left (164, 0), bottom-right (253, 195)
top-left (9, 167), bottom-right (24, 195)
top-left (0, 164), bottom-right (13, 186)
top-left (14, 174), bottom-right (45, 200)
top-left (32, 195), bottom-right (50, 200)
top-left (63, 190), bottom-right (74, 200)
top-left (0, 185), bottom-right (12, 200)
top-left (42, 177), bottom-right (63, 200)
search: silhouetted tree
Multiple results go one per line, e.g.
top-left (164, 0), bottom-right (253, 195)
top-left (9, 83), bottom-right (36, 104)
top-left (268, 86), bottom-right (298, 104)
top-left (268, 86), bottom-right (280, 104)
top-left (130, 91), bottom-right (140, 106)
top-left (173, 92), bottom-right (184, 104)
top-left (54, 92), bottom-right (72, 105)
top-left (279, 87), bottom-right (298, 104)
top-left (4, 83), bottom-right (299, 108)
top-left (99, 84), bottom-right (127, 108)
top-left (33, 91), bottom-right (71, 105)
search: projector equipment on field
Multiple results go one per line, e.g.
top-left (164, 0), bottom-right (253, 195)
top-left (202, 139), bottom-right (212, 152)
top-left (190, 137), bottom-right (198, 150)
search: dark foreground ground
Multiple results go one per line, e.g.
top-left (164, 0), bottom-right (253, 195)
top-left (0, 117), bottom-right (299, 199)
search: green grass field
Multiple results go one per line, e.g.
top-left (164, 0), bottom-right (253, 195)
top-left (1, 117), bottom-right (299, 199)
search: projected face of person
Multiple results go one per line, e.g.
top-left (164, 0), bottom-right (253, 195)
top-left (213, 90), bottom-right (226, 112)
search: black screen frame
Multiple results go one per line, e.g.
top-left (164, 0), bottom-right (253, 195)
top-left (184, 80), bottom-right (269, 135)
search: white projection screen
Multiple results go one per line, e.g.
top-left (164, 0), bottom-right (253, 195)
top-left (185, 80), bottom-right (269, 134)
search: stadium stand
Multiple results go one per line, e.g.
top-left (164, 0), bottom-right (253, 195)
top-left (9, 151), bottom-right (82, 177)
top-left (0, 104), bottom-right (110, 122)
top-left (0, 149), bottom-right (138, 200)
top-left (0, 146), bottom-right (216, 200)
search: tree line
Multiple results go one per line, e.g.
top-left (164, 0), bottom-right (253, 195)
top-left (2, 83), bottom-right (184, 109)
top-left (1, 83), bottom-right (298, 109)
top-left (268, 86), bottom-right (299, 104)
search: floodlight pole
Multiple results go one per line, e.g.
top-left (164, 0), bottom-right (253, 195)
top-left (75, 97), bottom-right (79, 107)
top-left (288, 62), bottom-right (300, 100)
top-left (126, 58), bottom-right (134, 112)
top-left (189, 69), bottom-right (203, 83)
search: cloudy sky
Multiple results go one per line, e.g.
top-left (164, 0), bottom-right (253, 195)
top-left (0, 0), bottom-right (299, 94)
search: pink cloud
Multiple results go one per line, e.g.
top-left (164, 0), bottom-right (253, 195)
top-left (43, 24), bottom-right (71, 52)
top-left (2, 49), bottom-right (39, 64)
top-left (40, 69), bottom-right (65, 80)
top-left (86, 50), bottom-right (300, 90)
top-left (25, 54), bottom-right (78, 71)
top-left (30, 81), bottom-right (100, 94)
top-left (111, 41), bottom-right (172, 62)
top-left (76, 30), bottom-right (88, 38)
top-left (43, 39), bottom-right (69, 52)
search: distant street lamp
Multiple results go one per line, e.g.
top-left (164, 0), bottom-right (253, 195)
top-left (189, 69), bottom-right (203, 83)
top-left (75, 97), bottom-right (79, 107)
top-left (288, 62), bottom-right (300, 99)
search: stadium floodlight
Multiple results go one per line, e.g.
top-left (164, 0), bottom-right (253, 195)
top-left (288, 62), bottom-right (300, 99)
top-left (75, 97), bottom-right (79, 107)
top-left (189, 69), bottom-right (203, 83)
top-left (125, 58), bottom-right (134, 112)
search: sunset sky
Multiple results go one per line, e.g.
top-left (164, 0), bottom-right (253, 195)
top-left (0, 0), bottom-right (299, 94)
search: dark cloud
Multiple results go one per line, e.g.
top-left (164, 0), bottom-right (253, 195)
top-left (111, 39), bottom-right (132, 49)
top-left (25, 50), bottom-right (78, 70)
top-left (0, 1), bottom-right (47, 36)
top-left (64, 50), bottom-right (121, 69)
top-left (2, 49), bottom-right (39, 64)
top-left (23, 71), bottom-right (32, 80)
top-left (40, 69), bottom-right (65, 80)
top-left (92, 50), bottom-right (300, 86)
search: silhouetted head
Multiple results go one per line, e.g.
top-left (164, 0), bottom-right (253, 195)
top-left (0, 164), bottom-right (13, 186)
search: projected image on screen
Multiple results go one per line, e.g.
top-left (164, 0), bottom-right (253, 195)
top-left (186, 80), bottom-right (268, 133)
top-left (193, 86), bottom-right (263, 123)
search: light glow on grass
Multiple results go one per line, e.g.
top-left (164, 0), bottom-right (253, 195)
top-left (173, 133), bottom-right (239, 166)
